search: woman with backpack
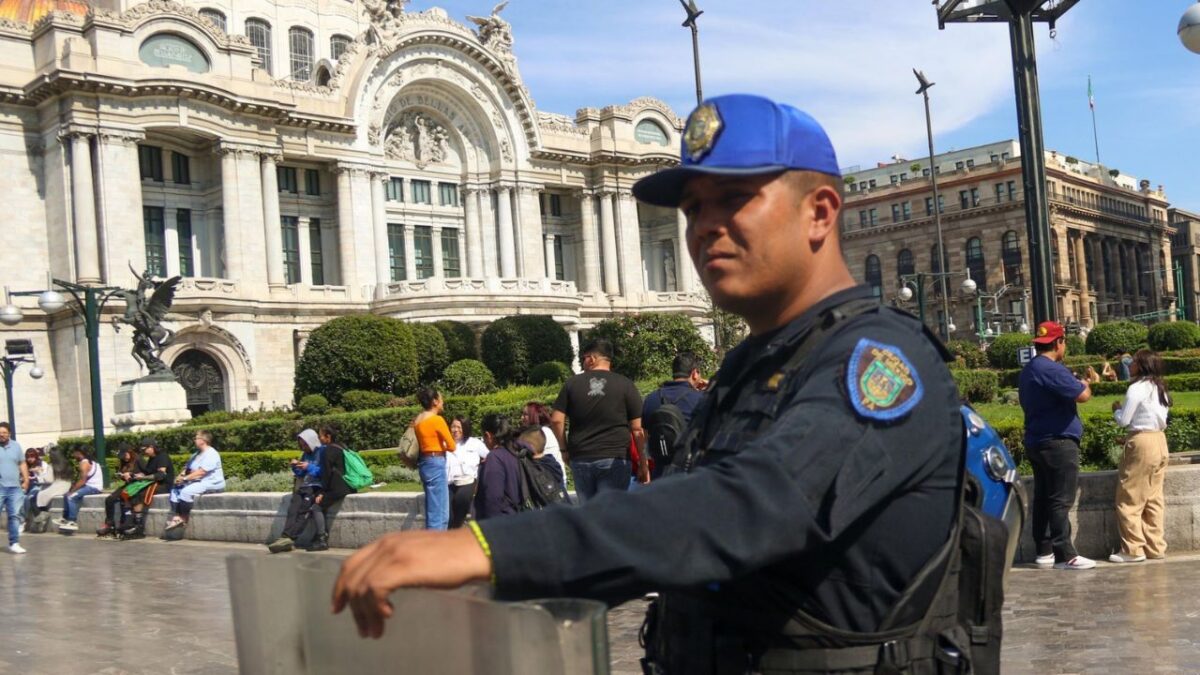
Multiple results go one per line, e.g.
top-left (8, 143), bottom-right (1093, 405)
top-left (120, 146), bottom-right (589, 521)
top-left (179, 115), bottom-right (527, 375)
top-left (521, 402), bottom-right (566, 487)
top-left (311, 423), bottom-right (358, 551)
top-left (1109, 349), bottom-right (1172, 564)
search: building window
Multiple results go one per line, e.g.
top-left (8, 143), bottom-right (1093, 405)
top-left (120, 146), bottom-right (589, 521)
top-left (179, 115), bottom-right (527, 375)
top-left (869, 208), bottom-right (877, 225)
top-left (1002, 230), bottom-right (1023, 286)
top-left (330, 34), bottom-right (351, 61)
top-left (170, 151), bottom-right (190, 185)
top-left (902, 202), bottom-right (911, 221)
top-left (412, 180), bottom-right (432, 204)
top-left (413, 225), bottom-right (434, 278)
top-left (388, 223), bottom-right (406, 281)
top-left (897, 249), bottom-right (914, 279)
top-left (177, 209), bottom-right (194, 277)
top-left (386, 177), bottom-right (404, 202)
top-left (922, 168), bottom-right (930, 177)
top-left (995, 183), bottom-right (1004, 203)
top-left (966, 237), bottom-right (986, 291)
top-left (891, 204), bottom-right (901, 222)
top-left (143, 206), bottom-right (166, 277)
top-left (955, 161), bottom-right (965, 171)
top-left (278, 166), bottom-right (298, 193)
top-left (1007, 181), bottom-right (1016, 202)
top-left (900, 173), bottom-right (908, 181)
top-left (868, 179), bottom-right (877, 188)
top-left (549, 194), bottom-right (563, 217)
top-left (139, 145), bottom-right (163, 182)
top-left (281, 216), bottom-right (300, 284)
top-left (439, 182), bottom-right (459, 207)
top-left (959, 190), bottom-right (970, 210)
top-left (304, 169), bottom-right (320, 196)
top-left (245, 19), bottom-right (272, 75)
top-left (1050, 231), bottom-right (1061, 284)
top-left (1084, 239), bottom-right (1095, 290)
top-left (199, 8), bottom-right (226, 32)
top-left (859, 182), bottom-right (867, 191)
top-left (554, 236), bottom-right (565, 281)
top-left (442, 228), bottom-right (461, 278)
top-left (859, 210), bottom-right (868, 227)
top-left (288, 27), bottom-right (314, 82)
top-left (865, 255), bottom-right (882, 299)
top-left (990, 154), bottom-right (999, 163)
top-left (966, 159), bottom-right (975, 169)
top-left (890, 175), bottom-right (899, 185)
top-left (309, 218), bottom-right (324, 285)
top-left (970, 188), bottom-right (980, 207)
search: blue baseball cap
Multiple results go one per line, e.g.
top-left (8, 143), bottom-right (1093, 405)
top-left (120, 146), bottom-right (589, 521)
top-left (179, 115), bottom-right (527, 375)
top-left (633, 94), bottom-right (840, 208)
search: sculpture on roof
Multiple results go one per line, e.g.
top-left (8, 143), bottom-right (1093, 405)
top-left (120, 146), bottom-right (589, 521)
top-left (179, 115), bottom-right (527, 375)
top-left (364, 0), bottom-right (408, 44)
top-left (466, 2), bottom-right (515, 68)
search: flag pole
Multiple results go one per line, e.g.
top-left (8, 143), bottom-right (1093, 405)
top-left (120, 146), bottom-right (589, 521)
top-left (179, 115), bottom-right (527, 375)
top-left (1089, 75), bottom-right (1101, 166)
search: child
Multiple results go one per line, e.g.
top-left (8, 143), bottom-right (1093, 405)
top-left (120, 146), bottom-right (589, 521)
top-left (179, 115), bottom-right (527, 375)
top-left (267, 429), bottom-right (325, 553)
top-left (519, 426), bottom-right (568, 503)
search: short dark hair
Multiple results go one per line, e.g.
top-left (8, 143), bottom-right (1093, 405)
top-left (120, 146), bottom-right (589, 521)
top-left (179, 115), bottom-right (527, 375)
top-left (317, 423), bottom-right (339, 442)
top-left (481, 413), bottom-right (514, 444)
top-left (0, 422), bottom-right (10, 432)
top-left (139, 436), bottom-right (159, 450)
top-left (517, 425), bottom-right (546, 455)
top-left (453, 416), bottom-right (473, 441)
top-left (580, 338), bottom-right (614, 361)
top-left (672, 352), bottom-right (702, 379)
top-left (1034, 337), bottom-right (1062, 354)
top-left (417, 387), bottom-right (440, 410)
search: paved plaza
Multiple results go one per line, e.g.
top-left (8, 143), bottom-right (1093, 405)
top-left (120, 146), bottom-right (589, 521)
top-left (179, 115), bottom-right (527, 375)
top-left (1, 535), bottom-right (1197, 674)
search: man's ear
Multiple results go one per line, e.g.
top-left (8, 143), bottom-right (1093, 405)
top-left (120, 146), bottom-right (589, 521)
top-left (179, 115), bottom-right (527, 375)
top-left (806, 185), bottom-right (842, 246)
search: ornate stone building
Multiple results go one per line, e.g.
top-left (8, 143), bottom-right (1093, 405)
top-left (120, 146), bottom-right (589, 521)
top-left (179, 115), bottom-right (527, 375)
top-left (840, 141), bottom-right (1176, 339)
top-left (0, 0), bottom-right (703, 443)
top-left (1170, 207), bottom-right (1200, 322)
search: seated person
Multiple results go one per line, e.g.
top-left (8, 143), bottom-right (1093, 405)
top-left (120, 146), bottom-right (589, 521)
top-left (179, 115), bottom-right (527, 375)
top-left (117, 437), bottom-right (175, 539)
top-left (312, 423), bottom-right (356, 551)
top-left (474, 415), bottom-right (522, 521)
top-left (27, 446), bottom-right (71, 531)
top-left (166, 430), bottom-right (225, 532)
top-left (267, 429), bottom-right (325, 553)
top-left (56, 448), bottom-right (103, 532)
top-left (97, 445), bottom-right (139, 537)
top-left (23, 448), bottom-right (54, 523)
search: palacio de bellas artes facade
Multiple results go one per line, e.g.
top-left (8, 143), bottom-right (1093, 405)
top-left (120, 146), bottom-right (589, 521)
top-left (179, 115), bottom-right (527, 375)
top-left (0, 0), bottom-right (706, 443)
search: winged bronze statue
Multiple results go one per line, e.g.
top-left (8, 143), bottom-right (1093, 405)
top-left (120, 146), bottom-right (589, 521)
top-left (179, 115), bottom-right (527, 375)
top-left (679, 0), bottom-right (702, 27)
top-left (115, 266), bottom-right (182, 378)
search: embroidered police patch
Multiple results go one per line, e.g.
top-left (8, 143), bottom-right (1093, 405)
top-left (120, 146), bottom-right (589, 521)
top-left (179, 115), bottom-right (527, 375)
top-left (846, 338), bottom-right (923, 421)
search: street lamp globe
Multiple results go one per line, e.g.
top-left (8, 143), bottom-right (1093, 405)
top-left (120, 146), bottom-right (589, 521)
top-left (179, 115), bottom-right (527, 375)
top-left (986, 327), bottom-right (994, 337)
top-left (960, 278), bottom-right (977, 295)
top-left (1020, 322), bottom-right (1030, 333)
top-left (0, 303), bottom-right (22, 326)
top-left (947, 322), bottom-right (957, 333)
top-left (898, 286), bottom-right (914, 302)
top-left (1181, 2), bottom-right (1200, 55)
top-left (37, 289), bottom-right (65, 313)
top-left (29, 365), bottom-right (44, 379)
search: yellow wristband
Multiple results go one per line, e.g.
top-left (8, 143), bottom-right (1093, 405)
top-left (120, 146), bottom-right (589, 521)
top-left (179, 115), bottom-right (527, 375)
top-left (466, 520), bottom-right (497, 586)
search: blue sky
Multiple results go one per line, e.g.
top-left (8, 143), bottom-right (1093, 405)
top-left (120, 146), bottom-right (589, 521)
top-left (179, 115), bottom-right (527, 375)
top-left (419, 1), bottom-right (1199, 210)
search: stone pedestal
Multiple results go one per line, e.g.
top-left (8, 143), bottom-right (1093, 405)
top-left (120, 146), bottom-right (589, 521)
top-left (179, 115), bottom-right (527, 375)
top-left (111, 378), bottom-right (192, 432)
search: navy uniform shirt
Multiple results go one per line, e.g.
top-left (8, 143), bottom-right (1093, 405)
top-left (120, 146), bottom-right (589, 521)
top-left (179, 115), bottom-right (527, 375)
top-left (642, 380), bottom-right (705, 425)
top-left (479, 286), bottom-right (962, 633)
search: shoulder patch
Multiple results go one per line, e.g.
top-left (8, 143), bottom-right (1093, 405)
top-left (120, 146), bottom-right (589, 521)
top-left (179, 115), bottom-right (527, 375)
top-left (846, 338), bottom-right (924, 421)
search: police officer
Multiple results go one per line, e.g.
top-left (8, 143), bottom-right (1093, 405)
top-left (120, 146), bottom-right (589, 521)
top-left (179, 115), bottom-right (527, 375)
top-left (333, 94), bottom-right (966, 673)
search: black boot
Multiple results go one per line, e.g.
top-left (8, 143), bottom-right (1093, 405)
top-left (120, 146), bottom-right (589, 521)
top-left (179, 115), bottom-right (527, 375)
top-left (119, 513), bottom-right (145, 539)
top-left (307, 534), bottom-right (329, 552)
top-left (96, 522), bottom-right (116, 538)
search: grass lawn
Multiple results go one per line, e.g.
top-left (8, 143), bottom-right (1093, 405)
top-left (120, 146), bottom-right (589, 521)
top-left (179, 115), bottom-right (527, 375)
top-left (974, 390), bottom-right (1200, 424)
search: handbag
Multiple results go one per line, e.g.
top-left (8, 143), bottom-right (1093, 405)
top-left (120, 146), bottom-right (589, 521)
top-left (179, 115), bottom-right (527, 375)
top-left (398, 424), bottom-right (420, 466)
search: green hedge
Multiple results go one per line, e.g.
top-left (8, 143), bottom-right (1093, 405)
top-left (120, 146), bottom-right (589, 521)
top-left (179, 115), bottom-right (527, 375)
top-left (951, 369), bottom-right (999, 403)
top-left (1148, 322), bottom-right (1200, 352)
top-left (481, 316), bottom-right (573, 385)
top-left (585, 313), bottom-right (716, 381)
top-left (993, 409), bottom-right (1200, 472)
top-left (340, 390), bottom-right (397, 412)
top-left (294, 315), bottom-right (419, 404)
top-left (946, 340), bottom-right (988, 369)
top-left (1085, 321), bottom-right (1147, 356)
top-left (441, 359), bottom-right (498, 396)
top-left (985, 333), bottom-right (1032, 369)
top-left (411, 322), bottom-right (451, 385)
top-left (529, 361), bottom-right (572, 386)
top-left (1088, 373), bottom-right (1200, 397)
top-left (104, 449), bottom-right (403, 481)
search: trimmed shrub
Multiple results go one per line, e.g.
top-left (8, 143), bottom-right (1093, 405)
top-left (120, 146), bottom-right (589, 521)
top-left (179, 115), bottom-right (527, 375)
top-left (410, 322), bottom-right (451, 384)
top-left (294, 315), bottom-right (418, 404)
top-left (441, 359), bottom-right (498, 396)
top-left (950, 369), bottom-right (999, 403)
top-left (106, 449), bottom-right (407, 484)
top-left (340, 390), bottom-right (393, 412)
top-left (946, 340), bottom-right (987, 369)
top-left (585, 313), bottom-right (716, 381)
top-left (295, 394), bottom-right (330, 416)
top-left (985, 333), bottom-right (1032, 369)
top-left (1164, 357), bottom-right (1200, 375)
top-left (1064, 335), bottom-right (1086, 357)
top-left (1085, 321), bottom-right (1147, 356)
top-left (1090, 373), bottom-right (1200, 396)
top-left (435, 320), bottom-right (478, 363)
top-left (1148, 321), bottom-right (1200, 352)
top-left (529, 361), bottom-right (572, 386)
top-left (188, 407), bottom-right (300, 426)
top-left (481, 315), bottom-right (572, 384)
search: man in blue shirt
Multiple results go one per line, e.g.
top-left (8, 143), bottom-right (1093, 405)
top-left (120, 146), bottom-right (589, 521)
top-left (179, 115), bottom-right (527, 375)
top-left (0, 422), bottom-right (29, 554)
top-left (1018, 321), bottom-right (1094, 570)
top-left (639, 352), bottom-right (706, 480)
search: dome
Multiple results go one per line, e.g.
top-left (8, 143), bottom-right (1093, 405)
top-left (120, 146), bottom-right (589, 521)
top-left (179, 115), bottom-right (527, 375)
top-left (0, 0), bottom-right (90, 24)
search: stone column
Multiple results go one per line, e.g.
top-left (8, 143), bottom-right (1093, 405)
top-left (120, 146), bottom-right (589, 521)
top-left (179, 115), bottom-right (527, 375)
top-left (577, 191), bottom-right (600, 293)
top-left (497, 186), bottom-right (517, 278)
top-left (403, 225), bottom-right (417, 281)
top-left (217, 147), bottom-right (246, 282)
top-left (616, 191), bottom-right (645, 296)
top-left (335, 166), bottom-right (357, 290)
top-left (94, 131), bottom-right (145, 283)
top-left (69, 133), bottom-right (101, 283)
top-left (598, 191), bottom-right (620, 295)
top-left (1114, 239), bottom-right (1127, 312)
top-left (648, 239), bottom-right (663, 291)
top-left (371, 173), bottom-right (389, 297)
top-left (457, 229), bottom-right (467, 279)
top-left (1054, 226), bottom-right (1070, 286)
top-left (1073, 233), bottom-right (1091, 327)
top-left (163, 207), bottom-right (180, 278)
top-left (1090, 237), bottom-right (1106, 320)
top-left (462, 187), bottom-right (484, 278)
top-left (544, 233), bottom-right (557, 279)
top-left (480, 189), bottom-right (498, 276)
top-left (260, 153), bottom-right (285, 287)
top-left (675, 208), bottom-right (692, 293)
top-left (431, 226), bottom-right (444, 279)
top-left (517, 186), bottom-right (546, 278)
top-left (297, 216), bottom-right (313, 285)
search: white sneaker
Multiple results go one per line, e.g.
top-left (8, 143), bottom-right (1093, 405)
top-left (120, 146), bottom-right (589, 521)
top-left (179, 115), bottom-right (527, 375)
top-left (58, 521), bottom-right (78, 532)
top-left (8, 543), bottom-right (25, 554)
top-left (1108, 552), bottom-right (1146, 564)
top-left (51, 517), bottom-right (66, 526)
top-left (1034, 554), bottom-right (1054, 568)
top-left (1054, 556), bottom-right (1096, 570)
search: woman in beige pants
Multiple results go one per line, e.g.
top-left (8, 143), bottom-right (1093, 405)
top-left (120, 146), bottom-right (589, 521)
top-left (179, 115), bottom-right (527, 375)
top-left (1109, 349), bottom-right (1172, 564)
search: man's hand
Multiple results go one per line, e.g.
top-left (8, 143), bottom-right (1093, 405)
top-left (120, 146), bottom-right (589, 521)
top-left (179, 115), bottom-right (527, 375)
top-left (637, 459), bottom-right (651, 485)
top-left (20, 478), bottom-right (28, 492)
top-left (332, 529), bottom-right (492, 639)
top-left (315, 494), bottom-right (323, 505)
top-left (297, 461), bottom-right (309, 471)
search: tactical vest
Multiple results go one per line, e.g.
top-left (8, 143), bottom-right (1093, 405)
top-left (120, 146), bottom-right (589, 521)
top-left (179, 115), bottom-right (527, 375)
top-left (642, 301), bottom-right (1005, 675)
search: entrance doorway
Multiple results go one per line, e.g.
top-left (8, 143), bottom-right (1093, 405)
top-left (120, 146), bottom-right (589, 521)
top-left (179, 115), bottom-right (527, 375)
top-left (172, 349), bottom-right (226, 417)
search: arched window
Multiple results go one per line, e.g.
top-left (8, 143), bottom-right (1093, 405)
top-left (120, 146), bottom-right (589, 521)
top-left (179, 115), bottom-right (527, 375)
top-left (1002, 230), bottom-right (1022, 286)
top-left (330, 34), bottom-right (352, 61)
top-left (314, 65), bottom-right (332, 86)
top-left (634, 119), bottom-right (670, 146)
top-left (245, 19), bottom-right (272, 75)
top-left (199, 8), bottom-right (226, 32)
top-left (289, 27), bottom-right (315, 81)
top-left (865, 255), bottom-right (882, 299)
top-left (966, 237), bottom-right (986, 291)
top-left (897, 249), bottom-right (914, 279)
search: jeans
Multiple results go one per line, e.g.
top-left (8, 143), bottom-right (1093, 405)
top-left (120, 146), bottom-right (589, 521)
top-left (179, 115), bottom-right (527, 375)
top-left (419, 454), bottom-right (449, 531)
top-left (2, 486), bottom-right (23, 545)
top-left (63, 485), bottom-right (101, 522)
top-left (1027, 438), bottom-right (1081, 562)
top-left (569, 457), bottom-right (631, 502)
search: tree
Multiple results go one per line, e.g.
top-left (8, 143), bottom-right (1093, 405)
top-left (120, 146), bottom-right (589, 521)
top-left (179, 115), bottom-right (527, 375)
top-left (481, 315), bottom-right (573, 385)
top-left (435, 320), bottom-right (478, 362)
top-left (293, 315), bottom-right (418, 404)
top-left (409, 322), bottom-right (450, 384)
top-left (585, 313), bottom-right (716, 381)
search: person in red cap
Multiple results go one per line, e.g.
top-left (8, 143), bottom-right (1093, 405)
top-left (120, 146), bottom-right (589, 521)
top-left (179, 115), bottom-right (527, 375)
top-left (1018, 321), bottom-right (1095, 570)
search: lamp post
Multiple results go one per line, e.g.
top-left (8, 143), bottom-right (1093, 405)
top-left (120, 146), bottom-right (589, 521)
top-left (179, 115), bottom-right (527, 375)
top-left (1, 339), bottom-right (44, 437)
top-left (1181, 2), bottom-right (1200, 54)
top-left (679, 0), bottom-right (704, 105)
top-left (914, 69), bottom-right (951, 342)
top-left (2, 277), bottom-right (122, 486)
top-left (936, 1), bottom-right (1082, 329)
top-left (899, 272), bottom-right (976, 338)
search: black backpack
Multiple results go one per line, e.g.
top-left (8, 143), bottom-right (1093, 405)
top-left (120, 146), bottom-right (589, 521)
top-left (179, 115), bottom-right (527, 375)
top-left (645, 389), bottom-right (690, 465)
top-left (513, 446), bottom-right (569, 510)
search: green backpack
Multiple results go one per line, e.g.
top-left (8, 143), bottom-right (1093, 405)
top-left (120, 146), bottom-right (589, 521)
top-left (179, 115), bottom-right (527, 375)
top-left (340, 447), bottom-right (374, 491)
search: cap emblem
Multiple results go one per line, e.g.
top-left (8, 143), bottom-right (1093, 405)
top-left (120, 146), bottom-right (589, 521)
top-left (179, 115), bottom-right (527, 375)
top-left (684, 103), bottom-right (723, 162)
top-left (1037, 326), bottom-right (1048, 337)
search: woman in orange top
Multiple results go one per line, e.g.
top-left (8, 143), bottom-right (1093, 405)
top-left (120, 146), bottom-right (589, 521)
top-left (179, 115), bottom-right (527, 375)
top-left (412, 387), bottom-right (455, 530)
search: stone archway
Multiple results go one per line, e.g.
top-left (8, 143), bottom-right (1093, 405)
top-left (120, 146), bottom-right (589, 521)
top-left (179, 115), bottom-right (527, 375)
top-left (172, 349), bottom-right (227, 417)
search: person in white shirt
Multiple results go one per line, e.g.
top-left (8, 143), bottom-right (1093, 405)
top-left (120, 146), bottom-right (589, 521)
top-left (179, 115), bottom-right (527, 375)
top-left (1109, 349), bottom-right (1172, 564)
top-left (446, 417), bottom-right (486, 529)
